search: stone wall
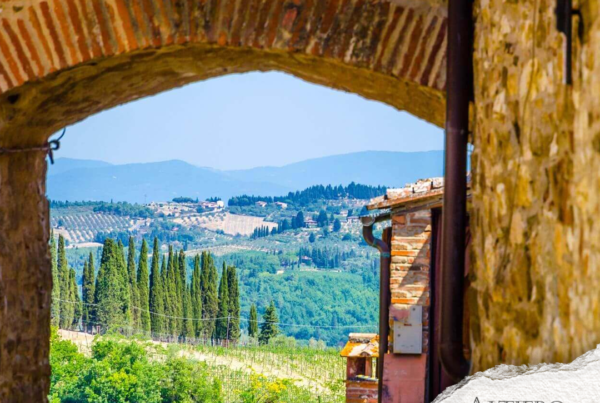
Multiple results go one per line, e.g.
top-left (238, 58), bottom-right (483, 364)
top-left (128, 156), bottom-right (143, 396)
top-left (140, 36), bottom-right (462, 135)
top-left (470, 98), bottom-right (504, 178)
top-left (470, 0), bottom-right (600, 371)
top-left (0, 152), bottom-right (51, 401)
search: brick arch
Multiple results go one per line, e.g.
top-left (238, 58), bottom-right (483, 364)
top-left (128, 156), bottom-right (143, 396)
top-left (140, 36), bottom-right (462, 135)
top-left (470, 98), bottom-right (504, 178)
top-left (0, 0), bottom-right (447, 144)
top-left (0, 0), bottom-right (450, 400)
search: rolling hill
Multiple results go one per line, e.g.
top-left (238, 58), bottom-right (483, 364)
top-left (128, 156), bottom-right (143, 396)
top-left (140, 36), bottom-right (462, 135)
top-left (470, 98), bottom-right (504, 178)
top-left (225, 150), bottom-right (443, 189)
top-left (47, 151), bottom-right (444, 202)
top-left (47, 160), bottom-right (290, 203)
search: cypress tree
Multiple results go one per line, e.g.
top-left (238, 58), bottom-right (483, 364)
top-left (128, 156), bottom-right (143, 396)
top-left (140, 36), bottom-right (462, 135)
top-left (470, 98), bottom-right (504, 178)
top-left (259, 301), bottom-right (279, 345)
top-left (215, 263), bottom-right (229, 341)
top-left (165, 246), bottom-right (179, 337)
top-left (82, 253), bottom-right (96, 331)
top-left (178, 250), bottom-right (187, 293)
top-left (333, 218), bottom-right (342, 232)
top-left (160, 255), bottom-right (168, 328)
top-left (137, 239), bottom-right (151, 333)
top-left (248, 304), bottom-right (258, 338)
top-left (127, 237), bottom-right (140, 328)
top-left (160, 254), bottom-right (168, 316)
top-left (70, 268), bottom-right (82, 329)
top-left (191, 255), bottom-right (203, 337)
top-left (58, 235), bottom-right (74, 329)
top-left (81, 260), bottom-right (89, 323)
top-left (179, 250), bottom-right (193, 339)
top-left (50, 233), bottom-right (60, 327)
top-left (295, 211), bottom-right (305, 229)
top-left (94, 239), bottom-right (128, 330)
top-left (317, 210), bottom-right (328, 227)
top-left (117, 240), bottom-right (132, 327)
top-left (149, 238), bottom-right (165, 336)
top-left (182, 286), bottom-right (194, 340)
top-left (226, 265), bottom-right (241, 341)
top-left (201, 252), bottom-right (218, 340)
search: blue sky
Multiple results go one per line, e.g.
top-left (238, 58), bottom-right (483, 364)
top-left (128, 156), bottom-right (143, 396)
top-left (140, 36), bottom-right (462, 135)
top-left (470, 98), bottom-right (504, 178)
top-left (59, 71), bottom-right (443, 170)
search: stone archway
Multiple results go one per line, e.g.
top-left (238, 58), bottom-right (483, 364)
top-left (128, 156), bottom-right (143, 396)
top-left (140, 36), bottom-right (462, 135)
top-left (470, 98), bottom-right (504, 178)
top-left (0, 0), bottom-right (447, 400)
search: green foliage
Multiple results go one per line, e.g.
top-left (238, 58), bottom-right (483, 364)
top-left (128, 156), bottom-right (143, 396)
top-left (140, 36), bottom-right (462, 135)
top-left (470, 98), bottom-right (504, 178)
top-left (51, 233), bottom-right (60, 327)
top-left (164, 246), bottom-right (181, 337)
top-left (293, 211), bottom-right (304, 229)
top-left (137, 240), bottom-right (151, 333)
top-left (239, 375), bottom-right (291, 403)
top-left (215, 264), bottom-right (230, 340)
top-left (201, 252), bottom-right (219, 340)
top-left (127, 238), bottom-right (140, 328)
top-left (49, 330), bottom-right (222, 403)
top-left (217, 252), bottom-right (280, 275)
top-left (297, 246), bottom-right (356, 269)
top-left (94, 239), bottom-right (130, 329)
top-left (316, 210), bottom-right (329, 227)
top-left (180, 250), bottom-right (194, 339)
top-left (227, 266), bottom-right (241, 341)
top-left (82, 253), bottom-right (96, 330)
top-left (58, 235), bottom-right (75, 329)
top-left (92, 201), bottom-right (154, 218)
top-left (191, 255), bottom-right (203, 338)
top-left (251, 226), bottom-right (272, 239)
top-left (240, 271), bottom-right (377, 346)
top-left (259, 301), bottom-right (279, 345)
top-left (149, 238), bottom-right (165, 334)
top-left (248, 304), bottom-right (258, 338)
top-left (333, 218), bottom-right (341, 232)
top-left (70, 268), bottom-right (82, 328)
top-left (172, 197), bottom-right (198, 203)
top-left (228, 183), bottom-right (387, 207)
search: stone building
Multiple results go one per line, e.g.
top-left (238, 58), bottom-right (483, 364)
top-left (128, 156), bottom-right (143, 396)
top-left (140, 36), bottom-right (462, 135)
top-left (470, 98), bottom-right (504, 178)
top-left (365, 177), bottom-right (470, 401)
top-left (1, 0), bottom-right (600, 401)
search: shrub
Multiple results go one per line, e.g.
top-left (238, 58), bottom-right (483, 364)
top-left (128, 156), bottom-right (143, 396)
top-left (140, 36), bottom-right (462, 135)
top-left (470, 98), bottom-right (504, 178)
top-left (49, 332), bottom-right (222, 403)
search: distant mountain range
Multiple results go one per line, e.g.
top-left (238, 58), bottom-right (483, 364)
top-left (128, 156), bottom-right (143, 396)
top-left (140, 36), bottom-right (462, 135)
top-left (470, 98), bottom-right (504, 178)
top-left (47, 151), bottom-right (443, 203)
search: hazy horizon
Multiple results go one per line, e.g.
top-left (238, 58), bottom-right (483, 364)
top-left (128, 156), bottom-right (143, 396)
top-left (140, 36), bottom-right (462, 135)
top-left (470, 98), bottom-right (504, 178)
top-left (54, 149), bottom-right (444, 172)
top-left (56, 71), bottom-right (444, 170)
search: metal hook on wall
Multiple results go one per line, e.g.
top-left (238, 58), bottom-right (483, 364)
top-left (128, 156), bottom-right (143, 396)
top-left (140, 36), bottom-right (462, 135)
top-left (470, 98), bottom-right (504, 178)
top-left (556, 0), bottom-right (583, 85)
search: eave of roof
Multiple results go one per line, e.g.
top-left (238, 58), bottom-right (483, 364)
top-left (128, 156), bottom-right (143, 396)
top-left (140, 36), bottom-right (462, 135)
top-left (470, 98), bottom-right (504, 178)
top-left (367, 176), bottom-right (471, 213)
top-left (340, 334), bottom-right (379, 358)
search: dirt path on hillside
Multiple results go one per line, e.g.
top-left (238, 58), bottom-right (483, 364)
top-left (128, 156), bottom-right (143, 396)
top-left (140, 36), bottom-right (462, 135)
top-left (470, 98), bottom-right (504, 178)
top-left (58, 330), bottom-right (329, 394)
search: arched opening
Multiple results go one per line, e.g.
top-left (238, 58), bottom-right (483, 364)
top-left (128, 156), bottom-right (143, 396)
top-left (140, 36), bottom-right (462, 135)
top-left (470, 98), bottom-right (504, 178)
top-left (0, 0), bottom-right (449, 400)
top-left (47, 70), bottom-right (444, 402)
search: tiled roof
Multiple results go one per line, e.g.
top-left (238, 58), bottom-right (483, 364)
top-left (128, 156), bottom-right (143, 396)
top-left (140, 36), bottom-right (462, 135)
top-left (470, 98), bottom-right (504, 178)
top-left (340, 333), bottom-right (379, 358)
top-left (367, 176), bottom-right (471, 211)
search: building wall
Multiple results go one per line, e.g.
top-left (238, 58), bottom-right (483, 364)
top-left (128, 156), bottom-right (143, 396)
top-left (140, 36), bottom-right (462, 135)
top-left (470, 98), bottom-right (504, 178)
top-left (345, 380), bottom-right (378, 403)
top-left (390, 210), bottom-right (431, 354)
top-left (470, 0), bottom-right (600, 371)
top-left (384, 210), bottom-right (431, 402)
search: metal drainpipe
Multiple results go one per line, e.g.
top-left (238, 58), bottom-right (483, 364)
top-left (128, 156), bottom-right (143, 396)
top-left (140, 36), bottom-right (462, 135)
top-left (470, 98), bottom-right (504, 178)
top-left (361, 214), bottom-right (391, 403)
top-left (440, 0), bottom-right (472, 384)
